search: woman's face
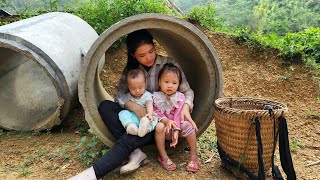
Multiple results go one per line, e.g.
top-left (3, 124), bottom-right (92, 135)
top-left (133, 43), bottom-right (156, 67)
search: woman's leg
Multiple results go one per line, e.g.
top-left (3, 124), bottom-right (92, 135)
top-left (98, 100), bottom-right (125, 139)
top-left (92, 100), bottom-right (154, 178)
top-left (93, 132), bottom-right (155, 178)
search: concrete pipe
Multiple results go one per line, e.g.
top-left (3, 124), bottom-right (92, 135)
top-left (79, 13), bottom-right (223, 147)
top-left (0, 12), bottom-right (104, 131)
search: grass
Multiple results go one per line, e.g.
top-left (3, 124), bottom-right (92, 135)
top-left (197, 127), bottom-right (218, 160)
top-left (305, 108), bottom-right (320, 120)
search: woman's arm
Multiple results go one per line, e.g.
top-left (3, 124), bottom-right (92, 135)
top-left (171, 61), bottom-right (194, 110)
top-left (170, 62), bottom-right (197, 130)
top-left (124, 101), bottom-right (146, 118)
top-left (115, 67), bottom-right (130, 108)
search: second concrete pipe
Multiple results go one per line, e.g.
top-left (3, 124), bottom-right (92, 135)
top-left (0, 12), bottom-right (104, 130)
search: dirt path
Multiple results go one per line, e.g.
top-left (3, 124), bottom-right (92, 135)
top-left (0, 27), bottom-right (319, 180)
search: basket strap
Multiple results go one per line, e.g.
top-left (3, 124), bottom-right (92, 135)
top-left (217, 143), bottom-right (259, 180)
top-left (278, 116), bottom-right (297, 180)
top-left (254, 118), bottom-right (266, 180)
top-left (217, 118), bottom-right (266, 180)
top-left (269, 109), bottom-right (284, 180)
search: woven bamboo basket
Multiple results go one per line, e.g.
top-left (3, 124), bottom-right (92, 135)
top-left (214, 97), bottom-right (288, 174)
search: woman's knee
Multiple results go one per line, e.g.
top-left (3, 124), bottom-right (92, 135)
top-left (119, 132), bottom-right (154, 149)
top-left (98, 100), bottom-right (121, 114)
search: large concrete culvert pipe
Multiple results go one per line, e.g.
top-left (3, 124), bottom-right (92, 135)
top-left (0, 12), bottom-right (104, 131)
top-left (79, 13), bottom-right (223, 147)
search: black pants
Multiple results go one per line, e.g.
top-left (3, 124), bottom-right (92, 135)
top-left (93, 100), bottom-right (155, 178)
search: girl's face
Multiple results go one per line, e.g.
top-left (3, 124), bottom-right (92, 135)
top-left (127, 73), bottom-right (146, 99)
top-left (133, 43), bottom-right (156, 67)
top-left (159, 71), bottom-right (180, 96)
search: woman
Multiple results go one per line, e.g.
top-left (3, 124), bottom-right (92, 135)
top-left (69, 29), bottom-right (195, 179)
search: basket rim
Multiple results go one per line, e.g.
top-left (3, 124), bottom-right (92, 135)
top-left (214, 97), bottom-right (288, 113)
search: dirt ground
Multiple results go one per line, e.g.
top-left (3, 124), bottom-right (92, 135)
top-left (0, 26), bottom-right (319, 180)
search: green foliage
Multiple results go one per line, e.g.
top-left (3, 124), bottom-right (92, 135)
top-left (210, 0), bottom-right (320, 36)
top-left (281, 28), bottom-right (320, 64)
top-left (1, 0), bottom-right (79, 15)
top-left (187, 1), bottom-right (220, 29)
top-left (226, 27), bottom-right (320, 74)
top-left (265, 0), bottom-right (320, 36)
top-left (73, 0), bottom-right (173, 34)
top-left (172, 0), bottom-right (209, 12)
top-left (75, 129), bottom-right (108, 167)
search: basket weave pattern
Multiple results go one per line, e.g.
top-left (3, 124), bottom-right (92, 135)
top-left (214, 97), bottom-right (288, 172)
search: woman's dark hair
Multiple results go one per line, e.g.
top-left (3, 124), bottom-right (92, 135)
top-left (158, 63), bottom-right (182, 84)
top-left (126, 29), bottom-right (154, 70)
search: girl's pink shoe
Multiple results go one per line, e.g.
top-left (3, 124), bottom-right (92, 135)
top-left (186, 159), bottom-right (199, 173)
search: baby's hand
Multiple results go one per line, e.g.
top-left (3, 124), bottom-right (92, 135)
top-left (145, 113), bottom-right (153, 122)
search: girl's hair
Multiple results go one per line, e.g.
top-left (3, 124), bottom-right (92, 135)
top-left (125, 29), bottom-right (154, 70)
top-left (126, 68), bottom-right (146, 83)
top-left (158, 63), bottom-right (182, 84)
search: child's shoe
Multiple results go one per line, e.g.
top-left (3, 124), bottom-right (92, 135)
top-left (126, 123), bottom-right (138, 135)
top-left (138, 117), bottom-right (150, 137)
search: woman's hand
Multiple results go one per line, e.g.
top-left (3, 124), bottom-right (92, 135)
top-left (180, 104), bottom-right (198, 131)
top-left (124, 101), bottom-right (147, 118)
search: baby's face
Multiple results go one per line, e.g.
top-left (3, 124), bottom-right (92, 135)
top-left (159, 71), bottom-right (179, 96)
top-left (127, 73), bottom-right (146, 99)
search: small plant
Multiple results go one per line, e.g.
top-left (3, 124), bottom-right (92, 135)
top-left (197, 129), bottom-right (218, 160)
top-left (21, 168), bottom-right (31, 177)
top-left (279, 66), bottom-right (295, 80)
top-left (290, 139), bottom-right (300, 152)
top-left (75, 129), bottom-right (108, 167)
top-left (305, 108), bottom-right (320, 120)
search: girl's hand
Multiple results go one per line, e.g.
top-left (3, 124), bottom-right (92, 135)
top-left (170, 130), bottom-right (179, 148)
top-left (162, 119), bottom-right (178, 134)
top-left (180, 104), bottom-right (198, 131)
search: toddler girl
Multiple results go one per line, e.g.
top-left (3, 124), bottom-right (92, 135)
top-left (118, 68), bottom-right (157, 137)
top-left (154, 63), bottom-right (199, 172)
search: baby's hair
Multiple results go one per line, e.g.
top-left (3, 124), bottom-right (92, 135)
top-left (158, 63), bottom-right (182, 84)
top-left (126, 68), bottom-right (146, 83)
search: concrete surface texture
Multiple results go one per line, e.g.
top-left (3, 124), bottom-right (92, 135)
top-left (78, 13), bottom-right (223, 147)
top-left (0, 12), bottom-right (102, 130)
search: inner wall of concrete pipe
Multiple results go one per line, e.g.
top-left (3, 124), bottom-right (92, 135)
top-left (0, 46), bottom-right (61, 130)
top-left (79, 13), bottom-right (223, 147)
